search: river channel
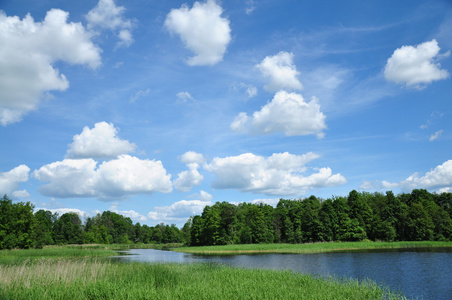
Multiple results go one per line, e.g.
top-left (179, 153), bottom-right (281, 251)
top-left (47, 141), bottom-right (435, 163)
top-left (114, 248), bottom-right (452, 300)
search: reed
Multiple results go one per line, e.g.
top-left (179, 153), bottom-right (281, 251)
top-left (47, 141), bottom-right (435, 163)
top-left (0, 258), bottom-right (405, 299)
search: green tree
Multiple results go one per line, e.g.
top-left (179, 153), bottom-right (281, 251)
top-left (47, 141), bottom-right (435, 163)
top-left (319, 199), bottom-right (336, 241)
top-left (32, 210), bottom-right (56, 248)
top-left (301, 196), bottom-right (323, 243)
top-left (100, 211), bottom-right (134, 244)
top-left (405, 202), bottom-right (434, 241)
top-left (53, 212), bottom-right (84, 244)
top-left (202, 205), bottom-right (222, 245)
top-left (347, 190), bottom-right (372, 238)
top-left (0, 195), bottom-right (35, 249)
top-left (190, 215), bottom-right (205, 246)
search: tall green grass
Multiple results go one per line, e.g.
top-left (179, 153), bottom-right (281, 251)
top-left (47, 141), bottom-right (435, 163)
top-left (175, 241), bottom-right (452, 255)
top-left (0, 258), bottom-right (405, 299)
top-left (0, 247), bottom-right (116, 265)
top-left (0, 243), bottom-right (183, 265)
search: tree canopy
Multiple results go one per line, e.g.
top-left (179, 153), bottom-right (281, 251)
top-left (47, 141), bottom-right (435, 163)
top-left (1, 189), bottom-right (451, 249)
top-left (184, 189), bottom-right (452, 246)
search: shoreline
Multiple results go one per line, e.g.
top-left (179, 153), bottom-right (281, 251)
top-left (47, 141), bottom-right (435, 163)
top-left (173, 241), bottom-right (452, 255)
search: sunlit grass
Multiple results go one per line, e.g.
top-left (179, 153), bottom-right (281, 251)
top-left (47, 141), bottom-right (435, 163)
top-left (0, 247), bottom-right (116, 265)
top-left (174, 241), bottom-right (452, 255)
top-left (0, 243), bottom-right (183, 265)
top-left (0, 258), bottom-right (405, 299)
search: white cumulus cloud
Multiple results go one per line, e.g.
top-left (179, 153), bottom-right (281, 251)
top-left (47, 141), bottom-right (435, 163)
top-left (33, 159), bottom-right (99, 198)
top-left (179, 151), bottom-right (205, 164)
top-left (399, 160), bottom-right (452, 191)
top-left (147, 199), bottom-right (212, 224)
top-left (204, 152), bottom-right (346, 196)
top-left (256, 51), bottom-right (302, 91)
top-left (0, 165), bottom-right (30, 197)
top-left (376, 160), bottom-right (452, 192)
top-left (0, 9), bottom-right (101, 125)
top-left (231, 91), bottom-right (327, 138)
top-left (384, 39), bottom-right (450, 88)
top-left (174, 151), bottom-right (205, 192)
top-left (66, 122), bottom-right (136, 159)
top-left (174, 163), bottom-right (204, 192)
top-left (33, 155), bottom-right (172, 200)
top-left (164, 0), bottom-right (231, 66)
top-left (86, 0), bottom-right (134, 47)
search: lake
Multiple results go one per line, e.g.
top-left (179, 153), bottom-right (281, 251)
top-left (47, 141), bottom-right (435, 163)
top-left (114, 248), bottom-right (452, 300)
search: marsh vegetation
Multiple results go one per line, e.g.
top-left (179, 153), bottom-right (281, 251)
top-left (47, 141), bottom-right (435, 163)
top-left (0, 247), bottom-right (405, 299)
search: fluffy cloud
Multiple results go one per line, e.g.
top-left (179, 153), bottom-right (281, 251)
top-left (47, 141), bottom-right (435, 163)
top-left (256, 51), bottom-right (302, 91)
top-left (66, 122), bottom-right (136, 159)
top-left (174, 152), bottom-right (205, 192)
top-left (164, 0), bottom-right (231, 66)
top-left (384, 39), bottom-right (450, 87)
top-left (0, 9), bottom-right (101, 125)
top-left (147, 199), bottom-right (212, 224)
top-left (179, 151), bottom-right (205, 164)
top-left (231, 91), bottom-right (327, 138)
top-left (33, 155), bottom-right (172, 199)
top-left (33, 159), bottom-right (99, 198)
top-left (204, 152), bottom-right (346, 196)
top-left (377, 160), bottom-right (452, 192)
top-left (86, 0), bottom-right (134, 47)
top-left (95, 155), bottom-right (172, 197)
top-left (0, 165), bottom-right (30, 197)
top-left (199, 190), bottom-right (213, 201)
top-left (174, 164), bottom-right (204, 192)
top-left (399, 160), bottom-right (452, 191)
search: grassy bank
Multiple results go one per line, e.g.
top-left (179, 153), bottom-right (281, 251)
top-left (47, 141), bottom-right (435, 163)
top-left (0, 247), bottom-right (116, 265)
top-left (0, 256), bottom-right (404, 299)
top-left (0, 243), bottom-right (182, 265)
top-left (174, 241), bottom-right (452, 255)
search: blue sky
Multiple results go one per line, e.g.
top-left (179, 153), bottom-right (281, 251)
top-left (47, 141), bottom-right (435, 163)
top-left (1, 0), bottom-right (451, 227)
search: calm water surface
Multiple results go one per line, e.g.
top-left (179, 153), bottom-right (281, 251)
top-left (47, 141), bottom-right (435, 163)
top-left (114, 248), bottom-right (452, 300)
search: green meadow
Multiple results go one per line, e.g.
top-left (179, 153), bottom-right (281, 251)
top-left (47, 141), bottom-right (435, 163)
top-left (0, 245), bottom-right (406, 299)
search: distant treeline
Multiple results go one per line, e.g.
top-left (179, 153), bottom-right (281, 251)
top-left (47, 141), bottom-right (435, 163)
top-left (186, 189), bottom-right (452, 246)
top-left (0, 195), bottom-right (187, 250)
top-left (1, 189), bottom-right (452, 250)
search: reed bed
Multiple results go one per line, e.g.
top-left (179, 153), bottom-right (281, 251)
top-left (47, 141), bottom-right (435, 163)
top-left (0, 258), bottom-right (405, 299)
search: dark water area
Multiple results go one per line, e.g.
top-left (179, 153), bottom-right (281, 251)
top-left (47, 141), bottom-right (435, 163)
top-left (113, 248), bottom-right (452, 300)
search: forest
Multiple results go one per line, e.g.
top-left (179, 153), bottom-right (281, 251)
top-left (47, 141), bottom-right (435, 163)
top-left (187, 189), bottom-right (452, 246)
top-left (0, 195), bottom-right (187, 250)
top-left (1, 189), bottom-right (452, 249)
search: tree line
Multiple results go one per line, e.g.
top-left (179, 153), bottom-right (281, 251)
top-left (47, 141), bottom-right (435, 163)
top-left (1, 189), bottom-right (452, 249)
top-left (185, 189), bottom-right (452, 246)
top-left (0, 195), bottom-right (186, 250)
